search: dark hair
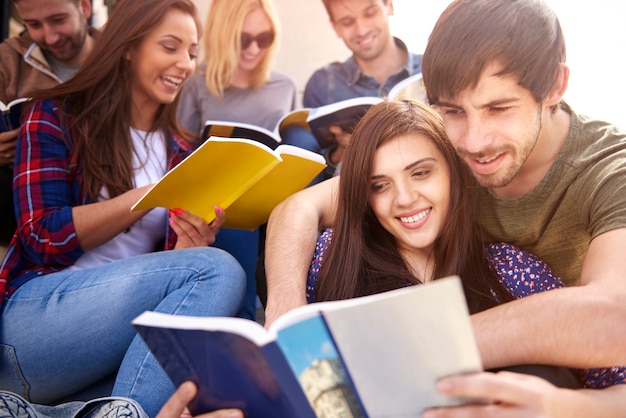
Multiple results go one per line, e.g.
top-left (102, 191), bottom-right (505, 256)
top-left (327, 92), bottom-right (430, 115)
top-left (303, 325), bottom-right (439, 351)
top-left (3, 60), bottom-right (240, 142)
top-left (30, 0), bottom-right (200, 202)
top-left (321, 0), bottom-right (389, 21)
top-left (12, 0), bottom-right (79, 4)
top-left (422, 0), bottom-right (566, 106)
top-left (315, 99), bottom-right (513, 313)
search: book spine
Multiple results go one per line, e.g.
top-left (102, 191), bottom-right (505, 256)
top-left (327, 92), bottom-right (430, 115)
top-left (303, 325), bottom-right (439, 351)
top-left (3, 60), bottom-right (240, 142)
top-left (261, 343), bottom-right (317, 418)
top-left (319, 314), bottom-right (369, 418)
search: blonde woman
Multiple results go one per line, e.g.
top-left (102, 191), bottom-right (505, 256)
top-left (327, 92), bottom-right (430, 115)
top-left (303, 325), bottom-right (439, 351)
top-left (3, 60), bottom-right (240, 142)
top-left (177, 0), bottom-right (296, 140)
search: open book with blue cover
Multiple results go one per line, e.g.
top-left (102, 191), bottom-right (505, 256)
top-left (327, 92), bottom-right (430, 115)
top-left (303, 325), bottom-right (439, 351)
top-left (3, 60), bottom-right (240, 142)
top-left (132, 276), bottom-right (482, 417)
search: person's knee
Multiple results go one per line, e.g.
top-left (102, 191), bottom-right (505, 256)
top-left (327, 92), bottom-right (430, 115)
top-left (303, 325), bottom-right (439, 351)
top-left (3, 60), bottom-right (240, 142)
top-left (199, 246), bottom-right (245, 275)
top-left (156, 247), bottom-right (247, 315)
top-left (187, 246), bottom-right (247, 293)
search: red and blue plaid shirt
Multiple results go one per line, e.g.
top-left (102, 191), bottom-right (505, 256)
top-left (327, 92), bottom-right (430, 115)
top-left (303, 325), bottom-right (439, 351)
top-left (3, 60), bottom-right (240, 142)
top-left (0, 98), bottom-right (190, 308)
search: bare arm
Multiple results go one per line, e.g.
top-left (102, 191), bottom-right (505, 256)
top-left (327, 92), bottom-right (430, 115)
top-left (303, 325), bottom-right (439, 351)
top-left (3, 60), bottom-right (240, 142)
top-left (263, 177), bottom-right (339, 327)
top-left (72, 185), bottom-right (152, 250)
top-left (473, 228), bottom-right (626, 369)
top-left (423, 371), bottom-right (626, 418)
top-left (73, 188), bottom-right (224, 251)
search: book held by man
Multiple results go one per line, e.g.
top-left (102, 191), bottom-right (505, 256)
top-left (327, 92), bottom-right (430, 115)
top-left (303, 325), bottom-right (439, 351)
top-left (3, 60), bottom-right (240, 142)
top-left (0, 97), bottom-right (29, 132)
top-left (387, 72), bottom-right (428, 103)
top-left (131, 136), bottom-right (326, 230)
top-left (132, 276), bottom-right (483, 418)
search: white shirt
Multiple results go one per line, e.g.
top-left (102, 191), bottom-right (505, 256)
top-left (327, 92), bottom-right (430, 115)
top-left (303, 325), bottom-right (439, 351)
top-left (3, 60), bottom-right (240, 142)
top-left (70, 128), bottom-right (168, 270)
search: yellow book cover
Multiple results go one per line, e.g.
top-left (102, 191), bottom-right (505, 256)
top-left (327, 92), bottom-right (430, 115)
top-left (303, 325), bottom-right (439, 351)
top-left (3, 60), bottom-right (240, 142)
top-left (131, 136), bottom-right (326, 230)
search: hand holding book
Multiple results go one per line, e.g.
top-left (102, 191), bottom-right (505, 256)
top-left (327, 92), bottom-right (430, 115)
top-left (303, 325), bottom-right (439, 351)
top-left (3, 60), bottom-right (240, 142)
top-left (133, 276), bottom-right (483, 417)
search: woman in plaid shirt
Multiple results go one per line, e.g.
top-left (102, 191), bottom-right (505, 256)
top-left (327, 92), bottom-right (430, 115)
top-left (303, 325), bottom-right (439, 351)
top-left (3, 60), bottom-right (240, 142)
top-left (0, 0), bottom-right (246, 416)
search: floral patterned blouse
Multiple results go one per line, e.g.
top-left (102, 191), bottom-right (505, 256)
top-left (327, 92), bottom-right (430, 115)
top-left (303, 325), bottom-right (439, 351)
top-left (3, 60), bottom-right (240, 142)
top-left (306, 228), bottom-right (625, 389)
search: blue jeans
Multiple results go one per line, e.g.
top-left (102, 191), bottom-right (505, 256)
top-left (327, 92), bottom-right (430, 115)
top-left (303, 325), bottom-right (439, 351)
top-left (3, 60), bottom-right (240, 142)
top-left (0, 247), bottom-right (245, 417)
top-left (213, 228), bottom-right (259, 320)
top-left (0, 390), bottom-right (148, 418)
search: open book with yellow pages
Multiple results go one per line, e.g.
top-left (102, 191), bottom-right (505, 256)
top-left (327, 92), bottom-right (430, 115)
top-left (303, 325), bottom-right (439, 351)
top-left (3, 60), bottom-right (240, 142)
top-left (131, 136), bottom-right (326, 230)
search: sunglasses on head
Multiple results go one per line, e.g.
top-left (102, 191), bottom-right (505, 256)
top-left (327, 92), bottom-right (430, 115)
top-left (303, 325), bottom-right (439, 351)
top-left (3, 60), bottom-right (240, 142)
top-left (240, 31), bottom-right (275, 50)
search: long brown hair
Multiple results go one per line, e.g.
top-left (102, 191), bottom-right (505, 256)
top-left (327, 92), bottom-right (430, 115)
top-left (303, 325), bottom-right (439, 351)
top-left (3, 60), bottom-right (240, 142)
top-left (315, 99), bottom-right (513, 313)
top-left (30, 0), bottom-right (200, 202)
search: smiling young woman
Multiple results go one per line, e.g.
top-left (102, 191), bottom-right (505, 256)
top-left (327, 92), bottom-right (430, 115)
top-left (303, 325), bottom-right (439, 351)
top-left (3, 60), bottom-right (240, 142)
top-left (0, 0), bottom-right (246, 416)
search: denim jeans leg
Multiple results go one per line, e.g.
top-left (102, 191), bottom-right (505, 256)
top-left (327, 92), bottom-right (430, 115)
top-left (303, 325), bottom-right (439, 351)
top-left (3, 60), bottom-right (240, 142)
top-left (213, 227), bottom-right (259, 320)
top-left (110, 247), bottom-right (246, 417)
top-left (0, 247), bottom-right (245, 415)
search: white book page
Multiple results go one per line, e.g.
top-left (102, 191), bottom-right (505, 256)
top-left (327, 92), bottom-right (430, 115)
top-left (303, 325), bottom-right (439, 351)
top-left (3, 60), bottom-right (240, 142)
top-left (322, 277), bottom-right (482, 417)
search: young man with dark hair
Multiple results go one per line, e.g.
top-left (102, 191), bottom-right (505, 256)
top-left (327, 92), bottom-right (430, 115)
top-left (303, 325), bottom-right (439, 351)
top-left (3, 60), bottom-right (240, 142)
top-left (265, 0), bottom-right (626, 414)
top-left (283, 0), bottom-right (421, 178)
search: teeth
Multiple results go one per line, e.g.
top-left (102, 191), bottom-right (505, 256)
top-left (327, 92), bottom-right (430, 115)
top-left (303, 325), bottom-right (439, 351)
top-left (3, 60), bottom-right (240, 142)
top-left (399, 208), bottom-right (430, 223)
top-left (478, 156), bottom-right (497, 163)
top-left (162, 75), bottom-right (183, 87)
top-left (358, 36), bottom-right (374, 46)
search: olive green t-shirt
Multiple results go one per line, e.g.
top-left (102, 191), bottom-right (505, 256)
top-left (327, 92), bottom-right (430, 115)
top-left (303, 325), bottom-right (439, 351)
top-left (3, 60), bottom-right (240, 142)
top-left (478, 108), bottom-right (626, 287)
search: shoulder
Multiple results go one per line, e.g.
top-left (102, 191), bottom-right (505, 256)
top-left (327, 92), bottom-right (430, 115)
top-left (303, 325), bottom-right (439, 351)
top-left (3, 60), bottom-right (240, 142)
top-left (306, 65), bottom-right (331, 85)
top-left (28, 98), bottom-right (61, 121)
top-left (306, 228), bottom-right (335, 303)
top-left (168, 132), bottom-right (192, 157)
top-left (394, 36), bottom-right (422, 75)
top-left (566, 107), bottom-right (626, 154)
top-left (22, 98), bottom-right (65, 139)
top-left (304, 61), bottom-right (351, 107)
top-left (267, 71), bottom-right (297, 90)
top-left (573, 112), bottom-right (625, 151)
top-left (269, 70), bottom-right (295, 84)
top-left (565, 109), bottom-right (626, 193)
top-left (0, 31), bottom-right (33, 53)
top-left (0, 34), bottom-right (30, 78)
top-left (307, 60), bottom-right (351, 83)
